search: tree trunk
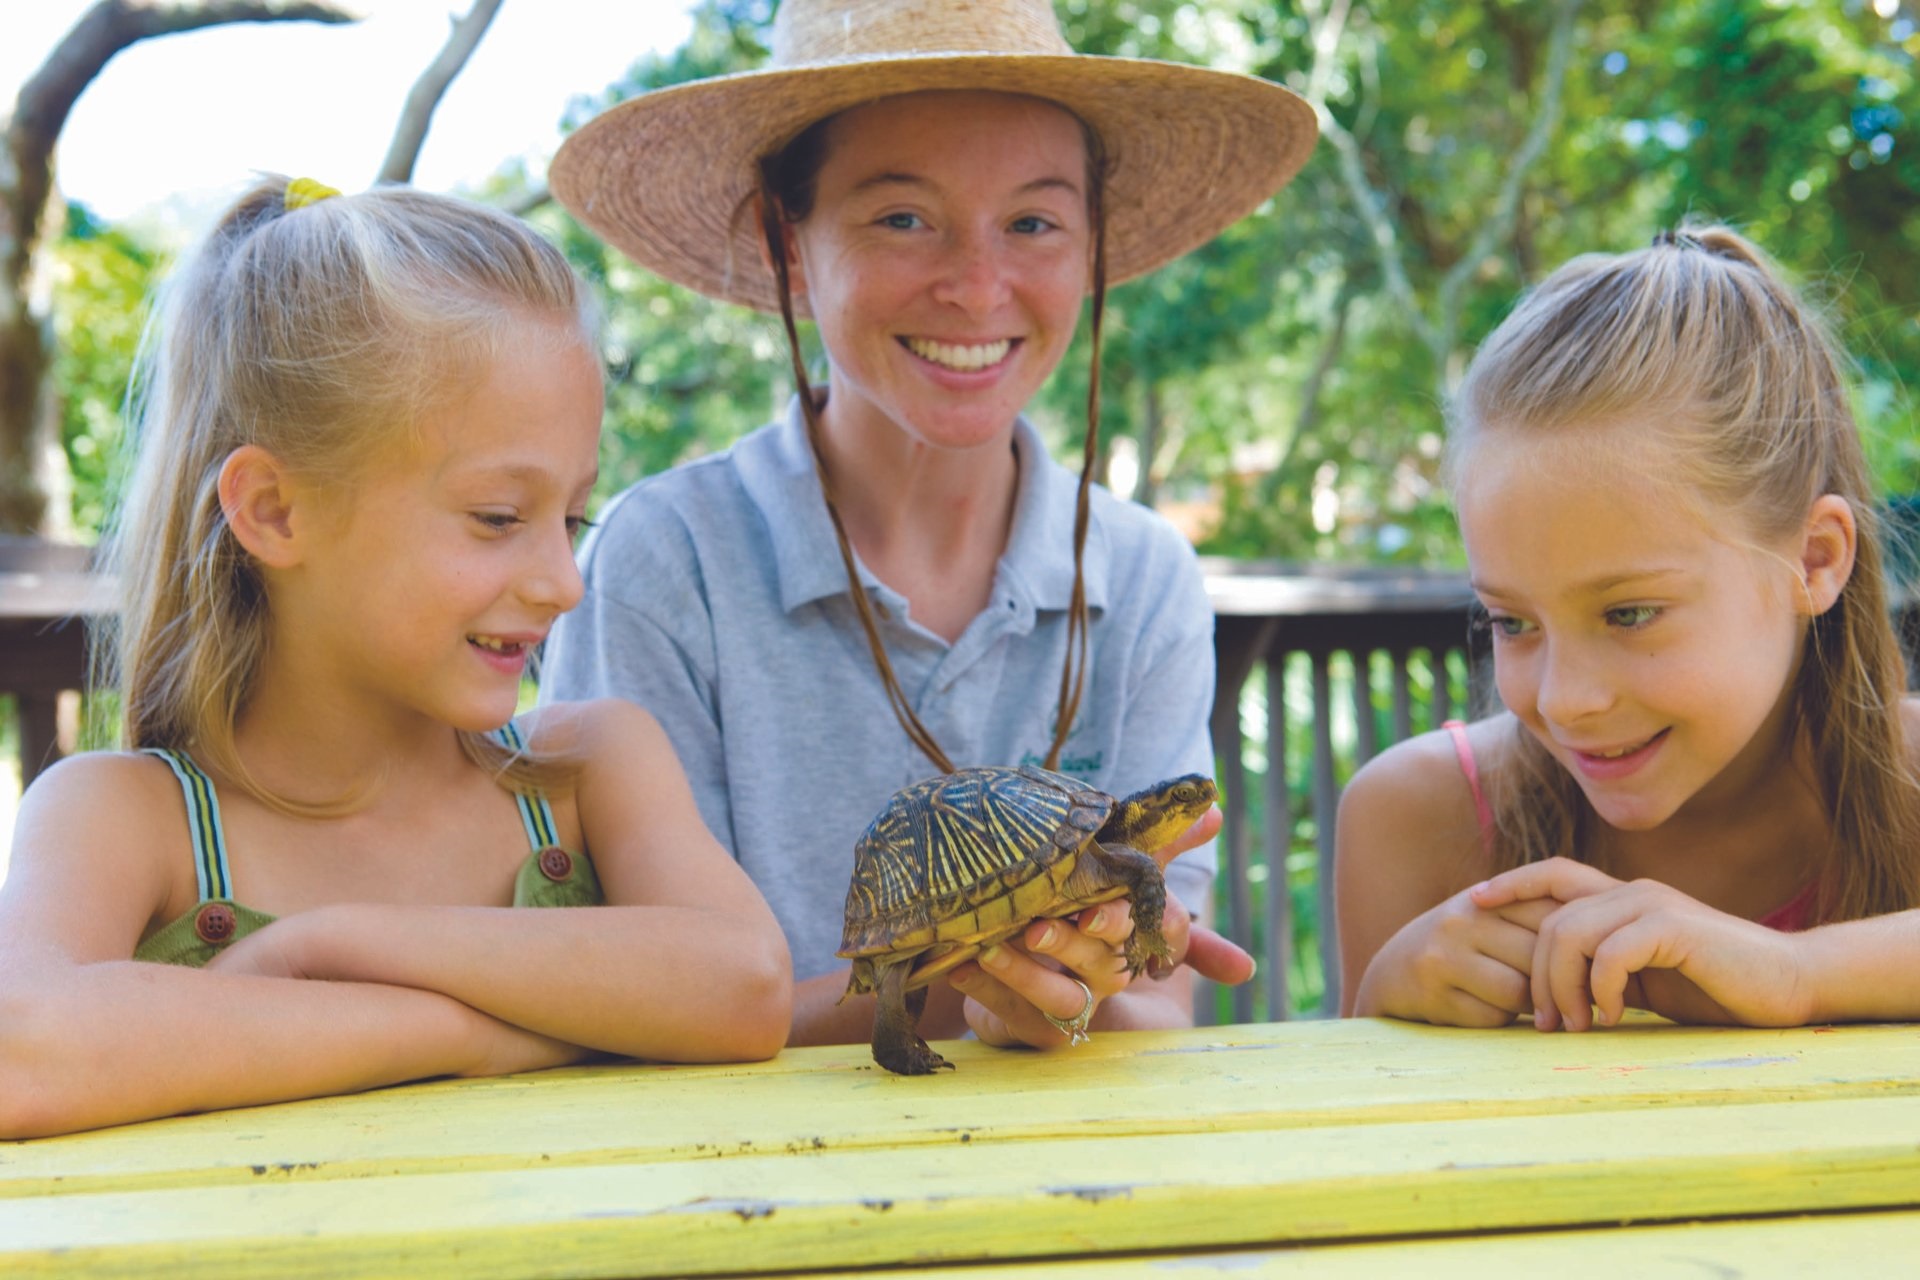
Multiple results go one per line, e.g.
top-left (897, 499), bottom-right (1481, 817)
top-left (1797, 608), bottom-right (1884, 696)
top-left (0, 0), bottom-right (359, 534)
top-left (1136, 378), bottom-right (1164, 510)
top-left (1261, 279), bottom-right (1354, 505)
top-left (1291, 277), bottom-right (1353, 448)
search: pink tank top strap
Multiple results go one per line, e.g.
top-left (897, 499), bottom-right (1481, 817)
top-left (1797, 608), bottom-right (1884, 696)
top-left (1443, 719), bottom-right (1496, 858)
top-left (1756, 879), bottom-right (1819, 933)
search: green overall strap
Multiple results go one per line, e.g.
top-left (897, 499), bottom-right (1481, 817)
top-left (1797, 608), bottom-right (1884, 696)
top-left (141, 748), bottom-right (233, 901)
top-left (493, 721), bottom-right (559, 851)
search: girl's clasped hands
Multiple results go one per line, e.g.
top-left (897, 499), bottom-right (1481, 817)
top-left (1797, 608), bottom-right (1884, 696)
top-left (1467, 861), bottom-right (1814, 1031)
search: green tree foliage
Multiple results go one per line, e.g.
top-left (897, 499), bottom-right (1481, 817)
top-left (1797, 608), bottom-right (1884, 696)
top-left (48, 203), bottom-right (157, 537)
top-left (532, 0), bottom-right (790, 498)
top-left (44, 1), bottom-right (1920, 546)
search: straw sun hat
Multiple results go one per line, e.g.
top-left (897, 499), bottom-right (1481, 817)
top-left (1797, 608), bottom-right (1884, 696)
top-left (551, 0), bottom-right (1318, 314)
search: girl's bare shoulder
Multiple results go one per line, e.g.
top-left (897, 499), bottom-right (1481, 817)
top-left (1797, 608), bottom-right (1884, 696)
top-left (1347, 715), bottom-right (1513, 817)
top-left (1338, 715), bottom-right (1514, 881)
top-left (511, 699), bottom-right (668, 762)
top-left (3, 751), bottom-right (194, 958)
top-left (15, 749), bottom-right (196, 840)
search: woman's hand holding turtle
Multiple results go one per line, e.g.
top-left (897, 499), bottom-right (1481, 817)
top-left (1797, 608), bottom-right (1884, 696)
top-left (951, 806), bottom-right (1241, 1049)
top-left (1145, 807), bottom-right (1256, 986)
top-left (950, 900), bottom-right (1137, 1050)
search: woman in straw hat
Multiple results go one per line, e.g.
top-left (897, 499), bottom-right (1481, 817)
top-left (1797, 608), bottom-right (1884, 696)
top-left (541, 0), bottom-right (1316, 1055)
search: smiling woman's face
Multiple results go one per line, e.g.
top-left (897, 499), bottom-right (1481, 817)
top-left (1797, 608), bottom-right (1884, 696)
top-left (784, 90), bottom-right (1092, 454)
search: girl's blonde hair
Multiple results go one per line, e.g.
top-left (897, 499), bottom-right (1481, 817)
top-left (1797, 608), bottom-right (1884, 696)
top-left (105, 177), bottom-right (596, 812)
top-left (1447, 225), bottom-right (1920, 922)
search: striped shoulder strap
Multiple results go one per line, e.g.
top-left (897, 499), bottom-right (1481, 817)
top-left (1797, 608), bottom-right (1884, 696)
top-left (493, 721), bottom-right (560, 851)
top-left (142, 748), bottom-right (233, 901)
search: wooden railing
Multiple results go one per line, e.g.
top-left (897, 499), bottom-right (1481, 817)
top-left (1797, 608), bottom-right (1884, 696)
top-left (0, 539), bottom-right (105, 789)
top-left (1199, 559), bottom-right (1484, 1024)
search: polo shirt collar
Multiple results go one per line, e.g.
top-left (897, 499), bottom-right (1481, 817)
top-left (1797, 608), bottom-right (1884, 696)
top-left (733, 399), bottom-right (863, 613)
top-left (1002, 420), bottom-right (1111, 615)
top-left (734, 397), bottom-right (1110, 616)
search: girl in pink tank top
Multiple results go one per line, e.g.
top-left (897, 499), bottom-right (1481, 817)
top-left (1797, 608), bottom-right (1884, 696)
top-left (1337, 228), bottom-right (1920, 1034)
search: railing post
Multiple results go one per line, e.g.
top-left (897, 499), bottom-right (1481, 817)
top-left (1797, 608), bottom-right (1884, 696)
top-left (1207, 614), bottom-right (1277, 1026)
top-left (1390, 648), bottom-right (1414, 743)
top-left (1262, 646), bottom-right (1293, 1020)
top-left (1310, 648), bottom-right (1340, 1017)
top-left (1429, 646), bottom-right (1454, 727)
top-left (1351, 648), bottom-right (1377, 768)
top-left (1201, 563), bottom-right (1481, 1024)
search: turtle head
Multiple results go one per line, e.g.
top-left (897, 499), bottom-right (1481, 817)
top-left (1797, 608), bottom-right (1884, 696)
top-left (1102, 774), bottom-right (1218, 852)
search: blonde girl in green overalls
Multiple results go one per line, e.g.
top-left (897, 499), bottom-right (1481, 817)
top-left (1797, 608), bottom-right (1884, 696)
top-left (0, 178), bottom-right (791, 1138)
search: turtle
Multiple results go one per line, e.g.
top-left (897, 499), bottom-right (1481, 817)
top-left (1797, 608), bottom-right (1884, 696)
top-left (837, 764), bottom-right (1218, 1076)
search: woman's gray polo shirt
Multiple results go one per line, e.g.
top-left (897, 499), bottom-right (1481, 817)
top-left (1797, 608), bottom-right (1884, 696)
top-left (541, 401), bottom-right (1218, 981)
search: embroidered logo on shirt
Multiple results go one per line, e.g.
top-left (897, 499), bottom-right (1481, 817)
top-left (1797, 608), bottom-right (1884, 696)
top-left (1019, 748), bottom-right (1104, 776)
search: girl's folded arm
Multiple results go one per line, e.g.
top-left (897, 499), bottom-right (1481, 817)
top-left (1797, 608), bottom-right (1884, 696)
top-left (217, 701), bottom-right (794, 1064)
top-left (0, 756), bottom-right (581, 1140)
top-left (0, 953), bottom-right (568, 1139)
top-left (1335, 732), bottom-right (1501, 1020)
top-left (1794, 911), bottom-right (1920, 1023)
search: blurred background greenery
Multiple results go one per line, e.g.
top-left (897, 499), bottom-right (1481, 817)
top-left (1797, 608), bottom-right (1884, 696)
top-left (41, 1), bottom-right (1920, 560)
top-left (10, 0), bottom-right (1920, 1014)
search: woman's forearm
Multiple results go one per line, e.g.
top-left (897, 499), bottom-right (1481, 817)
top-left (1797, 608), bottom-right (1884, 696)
top-left (788, 968), bottom-right (974, 1048)
top-left (788, 968), bottom-right (880, 1047)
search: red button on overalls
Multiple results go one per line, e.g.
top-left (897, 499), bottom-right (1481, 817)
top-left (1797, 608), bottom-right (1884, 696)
top-left (536, 847), bottom-right (574, 882)
top-left (194, 902), bottom-right (237, 946)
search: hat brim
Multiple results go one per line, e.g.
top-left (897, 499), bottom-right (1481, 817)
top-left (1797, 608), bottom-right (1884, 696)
top-left (551, 53), bottom-right (1317, 314)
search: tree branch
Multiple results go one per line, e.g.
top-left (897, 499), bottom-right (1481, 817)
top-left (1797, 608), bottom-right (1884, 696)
top-left (11, 1), bottom-right (360, 182)
top-left (1295, 0), bottom-right (1433, 353)
top-left (505, 183), bottom-right (550, 217)
top-left (2, 0), bottom-right (361, 532)
top-left (376, 0), bottom-right (505, 186)
top-left (1432, 0), bottom-right (1586, 362)
top-left (1292, 272), bottom-right (1354, 447)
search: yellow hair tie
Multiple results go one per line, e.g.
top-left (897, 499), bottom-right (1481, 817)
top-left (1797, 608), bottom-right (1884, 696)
top-left (284, 177), bottom-right (341, 211)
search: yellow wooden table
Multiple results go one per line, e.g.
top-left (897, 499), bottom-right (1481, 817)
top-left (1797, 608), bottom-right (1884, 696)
top-left (6, 1018), bottom-right (1920, 1277)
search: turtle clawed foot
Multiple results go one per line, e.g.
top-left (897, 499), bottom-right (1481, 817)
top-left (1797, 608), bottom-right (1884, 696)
top-left (875, 1036), bottom-right (954, 1076)
top-left (1123, 928), bottom-right (1174, 979)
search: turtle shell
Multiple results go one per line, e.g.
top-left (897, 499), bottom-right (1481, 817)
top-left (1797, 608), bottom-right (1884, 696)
top-left (838, 765), bottom-right (1114, 960)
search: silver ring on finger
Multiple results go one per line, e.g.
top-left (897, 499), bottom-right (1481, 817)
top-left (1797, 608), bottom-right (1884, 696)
top-left (1042, 977), bottom-right (1096, 1046)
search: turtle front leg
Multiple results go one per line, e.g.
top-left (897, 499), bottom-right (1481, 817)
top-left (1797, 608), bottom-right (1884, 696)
top-left (871, 957), bottom-right (953, 1075)
top-left (1087, 844), bottom-right (1175, 977)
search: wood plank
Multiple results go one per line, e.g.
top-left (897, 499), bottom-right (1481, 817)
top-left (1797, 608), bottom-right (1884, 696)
top-left (1201, 563), bottom-right (1474, 618)
top-left (7, 1094), bottom-right (1920, 1277)
top-left (793, 1210), bottom-right (1920, 1278)
top-left (7, 1021), bottom-right (1920, 1201)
